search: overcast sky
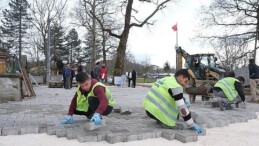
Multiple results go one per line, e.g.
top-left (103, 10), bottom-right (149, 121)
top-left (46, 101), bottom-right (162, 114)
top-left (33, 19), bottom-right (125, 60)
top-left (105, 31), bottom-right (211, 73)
top-left (128, 0), bottom-right (212, 67)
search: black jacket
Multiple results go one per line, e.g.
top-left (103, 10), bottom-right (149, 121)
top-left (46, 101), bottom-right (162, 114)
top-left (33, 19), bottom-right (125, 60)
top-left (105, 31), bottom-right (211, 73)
top-left (249, 63), bottom-right (259, 79)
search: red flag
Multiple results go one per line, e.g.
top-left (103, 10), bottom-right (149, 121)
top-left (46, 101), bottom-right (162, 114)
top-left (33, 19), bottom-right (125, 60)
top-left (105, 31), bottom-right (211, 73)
top-left (172, 24), bottom-right (177, 31)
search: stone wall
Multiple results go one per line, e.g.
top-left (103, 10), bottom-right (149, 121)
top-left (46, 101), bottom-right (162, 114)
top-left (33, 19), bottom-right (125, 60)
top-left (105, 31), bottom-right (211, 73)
top-left (0, 75), bottom-right (22, 103)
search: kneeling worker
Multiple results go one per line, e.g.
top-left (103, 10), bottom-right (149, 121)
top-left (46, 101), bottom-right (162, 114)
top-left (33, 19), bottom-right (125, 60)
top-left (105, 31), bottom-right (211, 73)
top-left (214, 76), bottom-right (245, 110)
top-left (142, 69), bottom-right (203, 134)
top-left (60, 72), bottom-right (115, 125)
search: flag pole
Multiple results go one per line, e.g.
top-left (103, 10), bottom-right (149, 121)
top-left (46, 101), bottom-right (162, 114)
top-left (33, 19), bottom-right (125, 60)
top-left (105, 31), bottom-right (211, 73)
top-left (176, 22), bottom-right (178, 48)
top-left (175, 22), bottom-right (179, 70)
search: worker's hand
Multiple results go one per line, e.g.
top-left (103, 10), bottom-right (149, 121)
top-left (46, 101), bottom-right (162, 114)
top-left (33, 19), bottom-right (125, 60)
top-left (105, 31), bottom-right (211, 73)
top-left (60, 115), bottom-right (74, 125)
top-left (191, 124), bottom-right (203, 134)
top-left (90, 113), bottom-right (101, 125)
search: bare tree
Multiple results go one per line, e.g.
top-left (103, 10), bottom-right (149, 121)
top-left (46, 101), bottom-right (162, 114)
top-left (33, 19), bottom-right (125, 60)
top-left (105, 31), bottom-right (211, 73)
top-left (197, 0), bottom-right (259, 62)
top-left (73, 0), bottom-right (119, 69)
top-left (91, 0), bottom-right (171, 77)
top-left (29, 0), bottom-right (68, 83)
top-left (211, 36), bottom-right (250, 70)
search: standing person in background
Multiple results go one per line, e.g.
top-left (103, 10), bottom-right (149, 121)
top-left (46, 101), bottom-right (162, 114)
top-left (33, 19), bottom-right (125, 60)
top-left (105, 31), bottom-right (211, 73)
top-left (127, 71), bottom-right (132, 87)
top-left (70, 66), bottom-right (76, 88)
top-left (91, 62), bottom-right (100, 80)
top-left (248, 58), bottom-right (259, 102)
top-left (131, 70), bottom-right (137, 88)
top-left (99, 64), bottom-right (107, 83)
top-left (77, 63), bottom-right (83, 73)
top-left (63, 64), bottom-right (72, 89)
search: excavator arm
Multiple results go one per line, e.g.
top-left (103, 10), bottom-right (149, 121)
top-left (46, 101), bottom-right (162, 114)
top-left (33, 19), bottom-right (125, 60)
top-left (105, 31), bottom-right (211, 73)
top-left (176, 46), bottom-right (189, 70)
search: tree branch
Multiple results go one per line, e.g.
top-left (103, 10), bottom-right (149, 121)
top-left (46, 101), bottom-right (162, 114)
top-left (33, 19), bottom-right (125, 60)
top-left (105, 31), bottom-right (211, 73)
top-left (130, 0), bottom-right (170, 28)
top-left (89, 10), bottom-right (121, 39)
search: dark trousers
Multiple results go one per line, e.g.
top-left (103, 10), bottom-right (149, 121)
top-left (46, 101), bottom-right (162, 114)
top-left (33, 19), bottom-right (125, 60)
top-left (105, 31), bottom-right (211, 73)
top-left (146, 110), bottom-right (160, 122)
top-left (74, 96), bottom-right (113, 119)
top-left (132, 79), bottom-right (136, 88)
top-left (128, 78), bottom-right (132, 87)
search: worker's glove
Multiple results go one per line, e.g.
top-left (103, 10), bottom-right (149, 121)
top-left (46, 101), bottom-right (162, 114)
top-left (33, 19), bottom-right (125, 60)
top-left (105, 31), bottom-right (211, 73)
top-left (184, 98), bottom-right (191, 108)
top-left (60, 115), bottom-right (74, 125)
top-left (191, 124), bottom-right (203, 134)
top-left (90, 113), bottom-right (101, 125)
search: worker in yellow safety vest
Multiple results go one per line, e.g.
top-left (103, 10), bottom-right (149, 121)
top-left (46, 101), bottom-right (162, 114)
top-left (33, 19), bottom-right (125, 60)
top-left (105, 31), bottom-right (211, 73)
top-left (60, 71), bottom-right (115, 125)
top-left (142, 69), bottom-right (203, 134)
top-left (214, 76), bottom-right (246, 111)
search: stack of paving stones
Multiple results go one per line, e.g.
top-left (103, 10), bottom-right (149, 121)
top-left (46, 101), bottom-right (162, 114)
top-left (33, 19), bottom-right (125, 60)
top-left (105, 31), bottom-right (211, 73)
top-left (1, 86), bottom-right (259, 144)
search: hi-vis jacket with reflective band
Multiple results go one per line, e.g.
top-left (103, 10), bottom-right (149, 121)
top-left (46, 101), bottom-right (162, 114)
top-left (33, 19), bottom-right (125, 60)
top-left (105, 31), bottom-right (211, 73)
top-left (214, 77), bottom-right (239, 101)
top-left (76, 82), bottom-right (115, 112)
top-left (142, 76), bottom-right (182, 127)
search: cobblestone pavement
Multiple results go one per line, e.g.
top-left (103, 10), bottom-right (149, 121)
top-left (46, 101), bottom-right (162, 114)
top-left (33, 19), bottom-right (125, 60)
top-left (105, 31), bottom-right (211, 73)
top-left (1, 85), bottom-right (259, 144)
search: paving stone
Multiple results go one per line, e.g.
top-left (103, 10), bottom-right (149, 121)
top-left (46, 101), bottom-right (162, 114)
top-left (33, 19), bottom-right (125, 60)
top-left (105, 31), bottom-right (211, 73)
top-left (142, 129), bottom-right (156, 140)
top-left (84, 119), bottom-right (106, 130)
top-left (125, 131), bottom-right (142, 142)
top-left (120, 106), bottom-right (132, 114)
top-left (175, 130), bottom-right (197, 143)
top-left (76, 131), bottom-right (98, 143)
top-left (65, 128), bottom-right (76, 140)
top-left (162, 130), bottom-right (176, 140)
top-left (47, 126), bottom-right (55, 135)
top-left (56, 127), bottom-right (66, 137)
top-left (106, 133), bottom-right (126, 144)
top-left (20, 126), bottom-right (39, 134)
top-left (2, 127), bottom-right (21, 136)
top-left (95, 130), bottom-right (112, 142)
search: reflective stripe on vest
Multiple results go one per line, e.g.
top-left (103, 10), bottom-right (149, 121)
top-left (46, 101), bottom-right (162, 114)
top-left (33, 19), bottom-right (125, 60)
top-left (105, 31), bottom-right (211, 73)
top-left (214, 77), bottom-right (239, 101)
top-left (142, 76), bottom-right (181, 126)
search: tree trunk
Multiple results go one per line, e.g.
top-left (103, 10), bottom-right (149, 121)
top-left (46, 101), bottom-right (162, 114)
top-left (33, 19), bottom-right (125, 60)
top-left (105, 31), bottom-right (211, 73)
top-left (102, 31), bottom-right (106, 65)
top-left (113, 0), bottom-right (133, 76)
top-left (19, 3), bottom-right (22, 63)
top-left (91, 0), bottom-right (97, 69)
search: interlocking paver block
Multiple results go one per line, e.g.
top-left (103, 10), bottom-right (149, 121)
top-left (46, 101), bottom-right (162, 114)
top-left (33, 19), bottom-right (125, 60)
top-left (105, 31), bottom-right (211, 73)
top-left (2, 127), bottom-right (21, 136)
top-left (84, 119), bottom-right (106, 130)
top-left (175, 130), bottom-right (197, 143)
top-left (141, 129), bottom-right (156, 140)
top-left (76, 131), bottom-right (98, 143)
top-left (56, 128), bottom-right (66, 137)
top-left (66, 129), bottom-right (76, 140)
top-left (106, 133), bottom-right (126, 144)
top-left (20, 126), bottom-right (39, 134)
top-left (47, 126), bottom-right (55, 135)
top-left (162, 130), bottom-right (176, 140)
top-left (120, 106), bottom-right (132, 114)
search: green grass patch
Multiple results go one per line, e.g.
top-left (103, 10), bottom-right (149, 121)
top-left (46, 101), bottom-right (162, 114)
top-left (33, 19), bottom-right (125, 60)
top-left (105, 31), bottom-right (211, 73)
top-left (137, 77), bottom-right (156, 83)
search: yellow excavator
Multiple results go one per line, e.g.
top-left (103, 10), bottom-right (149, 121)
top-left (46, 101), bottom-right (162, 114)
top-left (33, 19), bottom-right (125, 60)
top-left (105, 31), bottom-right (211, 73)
top-left (176, 46), bottom-right (226, 102)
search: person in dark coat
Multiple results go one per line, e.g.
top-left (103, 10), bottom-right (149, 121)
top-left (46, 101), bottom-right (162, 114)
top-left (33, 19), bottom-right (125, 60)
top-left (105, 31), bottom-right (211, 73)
top-left (248, 58), bottom-right (259, 102)
top-left (131, 70), bottom-right (137, 88)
